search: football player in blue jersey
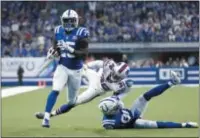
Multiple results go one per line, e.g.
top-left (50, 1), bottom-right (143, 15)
top-left (35, 9), bottom-right (89, 128)
top-left (99, 71), bottom-right (198, 129)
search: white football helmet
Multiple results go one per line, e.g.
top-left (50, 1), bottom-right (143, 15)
top-left (61, 9), bottom-right (79, 31)
top-left (110, 62), bottom-right (130, 82)
top-left (98, 96), bottom-right (123, 115)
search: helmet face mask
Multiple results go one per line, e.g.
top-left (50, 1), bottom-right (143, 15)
top-left (62, 17), bottom-right (77, 31)
top-left (61, 10), bottom-right (79, 31)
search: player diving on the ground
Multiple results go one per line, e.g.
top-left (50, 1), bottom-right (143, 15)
top-left (98, 71), bottom-right (198, 129)
top-left (37, 9), bottom-right (90, 128)
top-left (35, 59), bottom-right (133, 120)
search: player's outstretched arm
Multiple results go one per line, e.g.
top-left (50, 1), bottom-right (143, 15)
top-left (113, 79), bottom-right (134, 99)
top-left (86, 60), bottom-right (104, 70)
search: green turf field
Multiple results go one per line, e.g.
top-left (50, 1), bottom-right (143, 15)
top-left (2, 86), bottom-right (199, 137)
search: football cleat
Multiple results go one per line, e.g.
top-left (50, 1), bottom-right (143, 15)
top-left (35, 112), bottom-right (45, 119)
top-left (42, 118), bottom-right (50, 128)
top-left (183, 122), bottom-right (198, 128)
top-left (170, 70), bottom-right (181, 85)
top-left (35, 112), bottom-right (53, 119)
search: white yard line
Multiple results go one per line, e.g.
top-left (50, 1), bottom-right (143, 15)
top-left (1, 86), bottom-right (44, 98)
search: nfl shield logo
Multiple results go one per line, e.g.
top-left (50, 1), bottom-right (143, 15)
top-left (72, 36), bottom-right (77, 41)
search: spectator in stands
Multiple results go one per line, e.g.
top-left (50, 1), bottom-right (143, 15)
top-left (122, 54), bottom-right (128, 64)
top-left (1, 1), bottom-right (199, 57)
top-left (180, 57), bottom-right (189, 67)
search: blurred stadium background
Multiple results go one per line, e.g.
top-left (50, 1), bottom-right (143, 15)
top-left (1, 1), bottom-right (199, 137)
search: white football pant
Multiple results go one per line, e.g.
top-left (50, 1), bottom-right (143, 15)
top-left (53, 64), bottom-right (82, 105)
top-left (130, 95), bottom-right (158, 128)
top-left (75, 68), bottom-right (105, 105)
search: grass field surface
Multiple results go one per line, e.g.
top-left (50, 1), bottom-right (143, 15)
top-left (2, 86), bottom-right (199, 137)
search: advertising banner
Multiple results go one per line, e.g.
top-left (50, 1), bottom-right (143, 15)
top-left (2, 57), bottom-right (56, 77)
top-left (1, 58), bottom-right (199, 86)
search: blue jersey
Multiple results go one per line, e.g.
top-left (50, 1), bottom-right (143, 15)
top-left (102, 108), bottom-right (140, 129)
top-left (55, 25), bottom-right (89, 70)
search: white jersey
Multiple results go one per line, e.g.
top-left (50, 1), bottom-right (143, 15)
top-left (87, 59), bottom-right (133, 95)
top-left (76, 59), bottom-right (133, 105)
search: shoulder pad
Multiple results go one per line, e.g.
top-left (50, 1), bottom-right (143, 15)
top-left (76, 27), bottom-right (89, 38)
top-left (54, 25), bottom-right (63, 34)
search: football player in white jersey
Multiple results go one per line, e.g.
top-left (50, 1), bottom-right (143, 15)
top-left (35, 59), bottom-right (133, 120)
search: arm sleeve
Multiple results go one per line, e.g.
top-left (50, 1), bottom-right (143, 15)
top-left (54, 25), bottom-right (62, 41)
top-left (102, 119), bottom-right (116, 129)
top-left (103, 123), bottom-right (129, 129)
top-left (79, 28), bottom-right (90, 38)
top-left (87, 60), bottom-right (103, 70)
top-left (103, 124), bottom-right (115, 129)
top-left (53, 26), bottom-right (62, 55)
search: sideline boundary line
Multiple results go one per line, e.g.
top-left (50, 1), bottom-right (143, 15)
top-left (2, 86), bottom-right (44, 98)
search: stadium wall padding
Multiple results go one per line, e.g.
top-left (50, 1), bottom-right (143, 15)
top-left (2, 67), bottom-right (199, 86)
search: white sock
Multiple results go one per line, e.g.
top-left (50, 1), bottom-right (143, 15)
top-left (168, 81), bottom-right (173, 86)
top-left (44, 112), bottom-right (50, 120)
top-left (51, 110), bottom-right (56, 116)
top-left (182, 123), bottom-right (186, 127)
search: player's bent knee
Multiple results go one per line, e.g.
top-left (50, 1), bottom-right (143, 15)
top-left (138, 95), bottom-right (146, 101)
top-left (52, 84), bottom-right (64, 92)
top-left (76, 88), bottom-right (99, 105)
top-left (52, 80), bottom-right (66, 92)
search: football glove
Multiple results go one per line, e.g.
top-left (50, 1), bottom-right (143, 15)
top-left (47, 47), bottom-right (60, 59)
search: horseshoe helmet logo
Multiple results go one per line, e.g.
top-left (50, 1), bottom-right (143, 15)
top-left (26, 61), bottom-right (34, 71)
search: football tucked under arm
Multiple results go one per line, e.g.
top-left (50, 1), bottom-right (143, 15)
top-left (36, 47), bottom-right (59, 77)
top-left (50, 39), bottom-right (61, 57)
top-left (86, 60), bottom-right (104, 70)
top-left (35, 39), bottom-right (60, 77)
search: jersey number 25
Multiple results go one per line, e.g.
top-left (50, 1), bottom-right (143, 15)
top-left (58, 40), bottom-right (75, 58)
